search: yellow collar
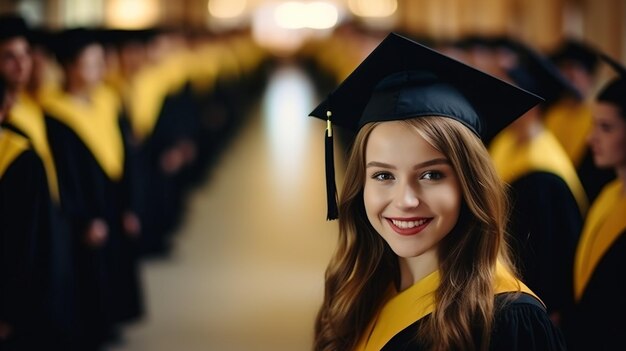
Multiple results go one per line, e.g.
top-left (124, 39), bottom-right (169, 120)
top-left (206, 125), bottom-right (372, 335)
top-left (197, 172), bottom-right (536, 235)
top-left (40, 85), bottom-right (125, 181)
top-left (355, 263), bottom-right (537, 351)
top-left (574, 180), bottom-right (626, 301)
top-left (7, 93), bottom-right (60, 203)
top-left (490, 128), bottom-right (588, 214)
top-left (0, 129), bottom-right (30, 178)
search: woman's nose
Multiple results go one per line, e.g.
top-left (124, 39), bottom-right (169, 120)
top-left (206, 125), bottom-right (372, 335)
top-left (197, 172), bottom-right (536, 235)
top-left (394, 181), bottom-right (420, 209)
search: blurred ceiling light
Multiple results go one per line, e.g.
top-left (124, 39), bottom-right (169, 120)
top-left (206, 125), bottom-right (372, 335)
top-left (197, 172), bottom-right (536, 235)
top-left (306, 2), bottom-right (339, 29)
top-left (348, 0), bottom-right (397, 18)
top-left (106, 0), bottom-right (159, 28)
top-left (208, 0), bottom-right (247, 19)
top-left (274, 1), bottom-right (338, 30)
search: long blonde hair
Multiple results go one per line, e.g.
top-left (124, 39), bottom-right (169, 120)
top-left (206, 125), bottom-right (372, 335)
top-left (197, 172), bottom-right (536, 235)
top-left (314, 116), bottom-right (517, 351)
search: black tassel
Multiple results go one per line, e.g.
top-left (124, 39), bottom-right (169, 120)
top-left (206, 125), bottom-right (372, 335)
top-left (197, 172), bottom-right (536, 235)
top-left (325, 110), bottom-right (338, 220)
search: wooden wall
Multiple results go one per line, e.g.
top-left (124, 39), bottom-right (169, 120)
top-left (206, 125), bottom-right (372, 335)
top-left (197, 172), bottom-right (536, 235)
top-left (1, 0), bottom-right (624, 59)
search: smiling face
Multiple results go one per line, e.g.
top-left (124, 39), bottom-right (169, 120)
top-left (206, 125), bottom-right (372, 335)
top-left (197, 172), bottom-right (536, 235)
top-left (363, 121), bottom-right (462, 265)
top-left (588, 101), bottom-right (626, 170)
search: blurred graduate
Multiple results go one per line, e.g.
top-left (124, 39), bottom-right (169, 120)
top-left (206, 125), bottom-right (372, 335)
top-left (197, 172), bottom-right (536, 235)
top-left (488, 42), bottom-right (587, 325)
top-left (39, 27), bottom-right (143, 350)
top-left (566, 52), bottom-right (626, 351)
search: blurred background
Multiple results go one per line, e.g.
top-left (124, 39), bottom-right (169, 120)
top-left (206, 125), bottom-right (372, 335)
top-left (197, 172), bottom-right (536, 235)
top-left (0, 1), bottom-right (624, 350)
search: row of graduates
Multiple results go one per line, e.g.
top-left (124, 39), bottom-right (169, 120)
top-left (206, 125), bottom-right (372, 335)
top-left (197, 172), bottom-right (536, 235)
top-left (300, 28), bottom-right (625, 350)
top-left (0, 15), bottom-right (269, 351)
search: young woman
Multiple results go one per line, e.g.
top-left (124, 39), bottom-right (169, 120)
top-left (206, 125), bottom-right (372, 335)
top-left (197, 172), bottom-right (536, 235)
top-left (310, 33), bottom-right (566, 351)
top-left (567, 53), bottom-right (626, 351)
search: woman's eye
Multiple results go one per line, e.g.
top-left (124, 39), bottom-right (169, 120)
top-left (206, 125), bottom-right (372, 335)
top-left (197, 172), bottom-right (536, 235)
top-left (599, 123), bottom-right (613, 132)
top-left (372, 172), bottom-right (394, 181)
top-left (420, 171), bottom-right (444, 181)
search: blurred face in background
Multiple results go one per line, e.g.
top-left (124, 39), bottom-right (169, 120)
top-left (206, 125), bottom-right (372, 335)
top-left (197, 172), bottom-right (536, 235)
top-left (0, 36), bottom-right (32, 91)
top-left (66, 43), bottom-right (105, 91)
top-left (588, 101), bottom-right (626, 169)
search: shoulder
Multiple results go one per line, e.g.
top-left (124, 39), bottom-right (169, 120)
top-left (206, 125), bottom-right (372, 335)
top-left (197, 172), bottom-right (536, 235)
top-left (490, 293), bottom-right (566, 351)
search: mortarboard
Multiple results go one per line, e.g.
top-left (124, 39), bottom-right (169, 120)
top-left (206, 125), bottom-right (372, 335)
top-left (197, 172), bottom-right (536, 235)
top-left (309, 32), bottom-right (543, 220)
top-left (0, 14), bottom-right (29, 43)
top-left (550, 39), bottom-right (599, 74)
top-left (52, 28), bottom-right (101, 66)
top-left (506, 41), bottom-right (581, 106)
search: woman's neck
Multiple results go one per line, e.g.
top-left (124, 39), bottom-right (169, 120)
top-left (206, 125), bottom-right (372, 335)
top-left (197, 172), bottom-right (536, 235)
top-left (65, 82), bottom-right (91, 104)
top-left (398, 252), bottom-right (439, 291)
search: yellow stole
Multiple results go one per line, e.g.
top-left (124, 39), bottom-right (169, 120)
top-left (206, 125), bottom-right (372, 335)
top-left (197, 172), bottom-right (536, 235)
top-left (126, 53), bottom-right (189, 142)
top-left (7, 93), bottom-right (60, 203)
top-left (544, 100), bottom-right (593, 167)
top-left (489, 128), bottom-right (588, 215)
top-left (573, 180), bottom-right (626, 302)
top-left (355, 263), bottom-right (538, 351)
top-left (0, 129), bottom-right (30, 178)
top-left (40, 85), bottom-right (124, 181)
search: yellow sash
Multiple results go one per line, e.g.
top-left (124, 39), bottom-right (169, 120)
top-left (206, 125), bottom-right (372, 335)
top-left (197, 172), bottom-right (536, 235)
top-left (7, 93), bottom-right (60, 203)
top-left (125, 52), bottom-right (189, 142)
top-left (0, 129), bottom-right (30, 178)
top-left (489, 128), bottom-right (588, 215)
top-left (544, 100), bottom-right (593, 167)
top-left (40, 85), bottom-right (125, 181)
top-left (355, 263), bottom-right (538, 351)
top-left (573, 180), bottom-right (626, 301)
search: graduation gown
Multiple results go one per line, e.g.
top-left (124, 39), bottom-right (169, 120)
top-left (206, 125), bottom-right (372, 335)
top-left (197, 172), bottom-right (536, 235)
top-left (41, 85), bottom-right (143, 346)
top-left (0, 129), bottom-right (72, 349)
top-left (124, 59), bottom-right (193, 256)
top-left (567, 180), bottom-right (626, 350)
top-left (490, 128), bottom-right (586, 316)
top-left (3, 94), bottom-right (78, 348)
top-left (356, 264), bottom-right (565, 351)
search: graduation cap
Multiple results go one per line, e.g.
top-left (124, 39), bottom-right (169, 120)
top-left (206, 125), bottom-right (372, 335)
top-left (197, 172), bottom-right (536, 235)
top-left (596, 52), bottom-right (626, 119)
top-left (0, 14), bottom-right (29, 43)
top-left (550, 39), bottom-right (599, 74)
top-left (52, 28), bottom-right (101, 66)
top-left (309, 32), bottom-right (543, 220)
top-left (506, 42), bottom-right (582, 105)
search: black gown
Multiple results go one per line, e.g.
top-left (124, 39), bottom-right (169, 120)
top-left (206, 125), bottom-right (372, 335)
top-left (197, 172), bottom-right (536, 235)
top-left (0, 131), bottom-right (74, 350)
top-left (42, 88), bottom-right (143, 349)
top-left (565, 180), bottom-right (626, 351)
top-left (383, 293), bottom-right (567, 350)
top-left (508, 172), bottom-right (582, 316)
top-left (489, 129), bottom-right (585, 317)
top-left (566, 231), bottom-right (626, 350)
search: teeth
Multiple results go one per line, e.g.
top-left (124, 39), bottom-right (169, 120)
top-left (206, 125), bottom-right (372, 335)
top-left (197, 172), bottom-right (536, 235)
top-left (391, 218), bottom-right (428, 229)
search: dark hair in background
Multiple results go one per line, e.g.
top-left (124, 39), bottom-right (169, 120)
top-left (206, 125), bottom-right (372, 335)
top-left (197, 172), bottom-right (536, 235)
top-left (597, 78), bottom-right (626, 121)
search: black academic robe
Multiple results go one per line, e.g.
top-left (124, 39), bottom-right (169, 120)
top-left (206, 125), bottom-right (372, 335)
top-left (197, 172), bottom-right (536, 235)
top-left (0, 136), bottom-right (74, 350)
top-left (45, 111), bottom-right (143, 348)
top-left (137, 82), bottom-right (201, 257)
top-left (508, 172), bottom-right (582, 317)
top-left (0, 124), bottom-right (77, 350)
top-left (383, 293), bottom-right (567, 350)
top-left (489, 129), bottom-right (585, 317)
top-left (565, 180), bottom-right (626, 350)
top-left (566, 230), bottom-right (626, 350)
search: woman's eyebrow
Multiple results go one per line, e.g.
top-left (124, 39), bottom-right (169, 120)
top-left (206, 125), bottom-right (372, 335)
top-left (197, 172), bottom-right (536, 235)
top-left (365, 158), bottom-right (450, 169)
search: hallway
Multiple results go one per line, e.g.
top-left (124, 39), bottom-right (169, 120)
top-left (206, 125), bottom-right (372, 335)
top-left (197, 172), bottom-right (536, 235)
top-left (110, 63), bottom-right (341, 351)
